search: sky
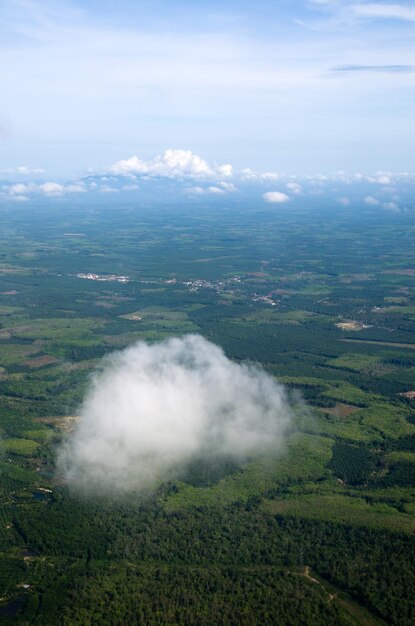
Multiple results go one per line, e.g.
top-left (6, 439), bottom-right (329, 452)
top-left (1, 0), bottom-right (415, 180)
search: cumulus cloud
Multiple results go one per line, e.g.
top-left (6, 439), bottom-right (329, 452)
top-left (383, 201), bottom-right (400, 211)
top-left (39, 182), bottom-right (66, 197)
top-left (263, 191), bottom-right (290, 203)
top-left (108, 149), bottom-right (233, 181)
top-left (57, 335), bottom-right (294, 493)
top-left (65, 182), bottom-right (86, 193)
top-left (374, 174), bottom-right (391, 184)
top-left (9, 194), bottom-right (29, 202)
top-left (364, 195), bottom-right (381, 205)
top-left (0, 166), bottom-right (45, 175)
top-left (338, 196), bottom-right (351, 206)
top-left (3, 180), bottom-right (86, 200)
top-left (241, 169), bottom-right (279, 181)
top-left (3, 182), bottom-right (34, 201)
top-left (286, 182), bottom-right (302, 194)
top-left (188, 185), bottom-right (226, 195)
top-left (9, 183), bottom-right (28, 195)
top-left (99, 184), bottom-right (119, 193)
top-left (219, 181), bottom-right (238, 192)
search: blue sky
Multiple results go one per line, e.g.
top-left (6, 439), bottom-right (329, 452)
top-left (1, 0), bottom-right (415, 178)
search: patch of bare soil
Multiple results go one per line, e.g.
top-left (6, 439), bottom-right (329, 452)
top-left (399, 390), bottom-right (415, 399)
top-left (321, 403), bottom-right (358, 418)
top-left (34, 415), bottom-right (80, 431)
top-left (22, 355), bottom-right (59, 369)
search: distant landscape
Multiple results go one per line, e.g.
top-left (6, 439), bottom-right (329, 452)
top-left (0, 198), bottom-right (414, 624)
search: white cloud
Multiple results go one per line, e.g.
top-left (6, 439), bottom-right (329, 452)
top-left (375, 174), bottom-right (391, 184)
top-left (65, 182), bottom-right (86, 193)
top-left (39, 182), bottom-right (66, 197)
top-left (241, 168), bottom-right (257, 180)
top-left (206, 186), bottom-right (226, 194)
top-left (364, 195), bottom-right (381, 205)
top-left (5, 182), bottom-right (35, 201)
top-left (216, 164), bottom-right (233, 178)
top-left (383, 201), bottom-right (399, 211)
top-left (57, 335), bottom-right (293, 493)
top-left (263, 191), bottom-right (290, 203)
top-left (3, 180), bottom-right (86, 200)
top-left (338, 196), bottom-right (351, 206)
top-left (9, 183), bottom-right (29, 195)
top-left (99, 184), bottom-right (119, 193)
top-left (0, 166), bottom-right (45, 175)
top-left (188, 185), bottom-right (226, 195)
top-left (219, 181), bottom-right (238, 192)
top-left (352, 3), bottom-right (415, 22)
top-left (108, 156), bottom-right (148, 176)
top-left (108, 149), bottom-right (227, 180)
top-left (286, 182), bottom-right (302, 194)
top-left (241, 169), bottom-right (279, 181)
top-left (260, 172), bottom-right (279, 181)
top-left (10, 194), bottom-right (29, 202)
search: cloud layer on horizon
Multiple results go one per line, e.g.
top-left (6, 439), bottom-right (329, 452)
top-left (1, 148), bottom-right (415, 212)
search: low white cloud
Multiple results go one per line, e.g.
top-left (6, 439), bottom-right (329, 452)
top-left (375, 174), bottom-right (391, 185)
top-left (108, 149), bottom-right (233, 181)
top-left (5, 182), bottom-right (35, 201)
top-left (338, 196), bottom-right (351, 206)
top-left (65, 182), bottom-right (86, 193)
top-left (39, 182), bottom-right (66, 197)
top-left (286, 182), bottom-right (302, 194)
top-left (216, 164), bottom-right (233, 178)
top-left (3, 180), bottom-right (86, 200)
top-left (57, 335), bottom-right (294, 493)
top-left (383, 201), bottom-right (399, 211)
top-left (0, 166), bottom-right (45, 175)
top-left (364, 195), bottom-right (380, 205)
top-left (263, 191), bottom-right (290, 203)
top-left (241, 169), bottom-right (279, 181)
top-left (99, 184), bottom-right (119, 193)
top-left (9, 183), bottom-right (29, 195)
top-left (2, 156), bottom-right (415, 204)
top-left (188, 185), bottom-right (226, 195)
top-left (219, 181), bottom-right (238, 192)
top-left (10, 194), bottom-right (29, 202)
top-left (39, 182), bottom-right (86, 197)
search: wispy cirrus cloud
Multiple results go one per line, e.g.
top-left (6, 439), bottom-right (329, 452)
top-left (330, 64), bottom-right (415, 73)
top-left (352, 3), bottom-right (415, 22)
top-left (2, 0), bottom-right (415, 174)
